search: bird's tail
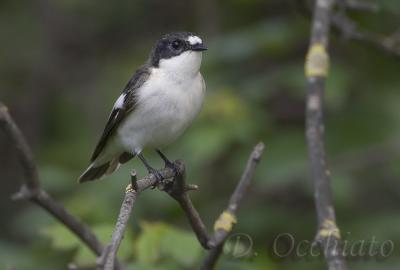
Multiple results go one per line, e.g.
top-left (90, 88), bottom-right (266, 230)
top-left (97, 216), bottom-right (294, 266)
top-left (78, 152), bottom-right (135, 183)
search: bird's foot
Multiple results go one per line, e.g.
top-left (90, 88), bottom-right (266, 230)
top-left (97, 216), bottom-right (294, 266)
top-left (148, 168), bottom-right (165, 189)
top-left (165, 160), bottom-right (181, 176)
top-left (156, 149), bottom-right (180, 175)
top-left (137, 153), bottom-right (164, 189)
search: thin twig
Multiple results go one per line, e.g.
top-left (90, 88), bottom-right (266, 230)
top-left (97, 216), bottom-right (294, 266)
top-left (97, 166), bottom-right (178, 269)
top-left (342, 0), bottom-right (379, 12)
top-left (163, 160), bottom-right (211, 249)
top-left (305, 1), bottom-right (347, 270)
top-left (0, 103), bottom-right (40, 191)
top-left (2, 101), bottom-right (265, 270)
top-left (97, 172), bottom-right (138, 270)
top-left (333, 0), bottom-right (399, 56)
top-left (332, 12), bottom-right (400, 57)
top-left (0, 102), bottom-right (114, 267)
top-left (298, 0), bottom-right (400, 57)
top-left (100, 142), bottom-right (264, 270)
top-left (33, 190), bottom-right (104, 255)
top-left (201, 142), bottom-right (264, 270)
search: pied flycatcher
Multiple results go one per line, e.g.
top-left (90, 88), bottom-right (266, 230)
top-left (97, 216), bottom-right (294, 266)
top-left (79, 32), bottom-right (207, 183)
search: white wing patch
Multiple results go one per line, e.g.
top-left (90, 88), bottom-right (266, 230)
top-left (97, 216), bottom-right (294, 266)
top-left (187, 35), bottom-right (202, 45)
top-left (114, 93), bottom-right (126, 109)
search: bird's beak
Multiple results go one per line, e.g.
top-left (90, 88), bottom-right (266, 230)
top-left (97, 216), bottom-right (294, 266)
top-left (191, 43), bottom-right (208, 51)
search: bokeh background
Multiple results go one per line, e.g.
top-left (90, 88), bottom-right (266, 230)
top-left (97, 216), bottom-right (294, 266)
top-left (1, 0), bottom-right (400, 269)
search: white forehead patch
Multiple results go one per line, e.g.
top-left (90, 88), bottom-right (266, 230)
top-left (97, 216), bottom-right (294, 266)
top-left (187, 35), bottom-right (202, 45)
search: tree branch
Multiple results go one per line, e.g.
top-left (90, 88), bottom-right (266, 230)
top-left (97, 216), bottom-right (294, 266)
top-left (99, 142), bottom-right (264, 270)
top-left (332, 11), bottom-right (400, 57)
top-left (97, 172), bottom-right (138, 270)
top-left (305, 1), bottom-right (347, 270)
top-left (163, 160), bottom-right (211, 249)
top-left (298, 0), bottom-right (400, 57)
top-left (341, 0), bottom-right (379, 12)
top-left (97, 161), bottom-right (205, 269)
top-left (333, 0), bottom-right (399, 57)
top-left (97, 167), bottom-right (178, 270)
top-left (0, 102), bottom-right (116, 267)
top-left (201, 142), bottom-right (264, 270)
top-left (0, 103), bottom-right (40, 191)
top-left (2, 100), bottom-right (264, 270)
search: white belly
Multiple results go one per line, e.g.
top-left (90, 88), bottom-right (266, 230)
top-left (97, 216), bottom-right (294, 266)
top-left (117, 70), bottom-right (205, 154)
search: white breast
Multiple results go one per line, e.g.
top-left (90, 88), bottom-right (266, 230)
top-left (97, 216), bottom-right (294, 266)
top-left (117, 54), bottom-right (205, 154)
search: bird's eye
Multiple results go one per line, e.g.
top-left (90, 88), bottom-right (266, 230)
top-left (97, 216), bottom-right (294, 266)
top-left (171, 40), bottom-right (182, 50)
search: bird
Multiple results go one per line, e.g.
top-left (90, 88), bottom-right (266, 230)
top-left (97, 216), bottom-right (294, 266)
top-left (78, 32), bottom-right (207, 183)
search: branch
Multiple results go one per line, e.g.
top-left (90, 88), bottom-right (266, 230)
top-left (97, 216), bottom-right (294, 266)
top-left (99, 142), bottom-right (264, 270)
top-left (0, 102), bottom-right (115, 267)
top-left (332, 0), bottom-right (400, 57)
top-left (2, 99), bottom-right (264, 270)
top-left (97, 172), bottom-right (138, 270)
top-left (305, 1), bottom-right (347, 270)
top-left (97, 166), bottom-right (178, 270)
top-left (332, 12), bottom-right (400, 57)
top-left (0, 103), bottom-right (40, 191)
top-left (163, 160), bottom-right (211, 249)
top-left (341, 0), bottom-right (379, 12)
top-left (201, 142), bottom-right (264, 270)
top-left (298, 0), bottom-right (400, 57)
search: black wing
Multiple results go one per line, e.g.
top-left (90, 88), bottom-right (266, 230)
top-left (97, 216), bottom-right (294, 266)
top-left (90, 65), bottom-right (151, 162)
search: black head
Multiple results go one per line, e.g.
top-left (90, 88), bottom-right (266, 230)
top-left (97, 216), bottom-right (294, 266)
top-left (149, 32), bottom-right (207, 67)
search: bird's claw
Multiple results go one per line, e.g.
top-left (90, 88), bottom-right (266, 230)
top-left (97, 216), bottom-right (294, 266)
top-left (156, 149), bottom-right (178, 174)
top-left (165, 161), bottom-right (180, 176)
top-left (150, 169), bottom-right (164, 189)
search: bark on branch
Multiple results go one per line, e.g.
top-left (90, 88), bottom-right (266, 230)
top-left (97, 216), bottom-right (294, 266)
top-left (96, 167), bottom-right (178, 270)
top-left (201, 142), bottom-right (264, 270)
top-left (0, 102), bottom-right (120, 269)
top-left (305, 1), bottom-right (347, 270)
top-left (332, 12), bottom-right (400, 57)
top-left (299, 0), bottom-right (400, 57)
top-left (2, 101), bottom-right (264, 270)
top-left (98, 143), bottom-right (264, 270)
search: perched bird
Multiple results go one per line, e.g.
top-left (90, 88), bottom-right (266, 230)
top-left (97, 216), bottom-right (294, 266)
top-left (79, 32), bottom-right (207, 183)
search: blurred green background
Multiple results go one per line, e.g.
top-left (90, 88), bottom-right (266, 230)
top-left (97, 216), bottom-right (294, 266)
top-left (1, 0), bottom-right (400, 269)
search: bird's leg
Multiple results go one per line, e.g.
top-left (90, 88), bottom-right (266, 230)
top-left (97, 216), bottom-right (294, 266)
top-left (137, 153), bottom-right (163, 185)
top-left (156, 149), bottom-right (174, 168)
top-left (156, 149), bottom-right (181, 176)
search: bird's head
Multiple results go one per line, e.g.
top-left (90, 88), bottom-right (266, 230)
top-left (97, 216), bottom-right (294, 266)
top-left (150, 32), bottom-right (207, 75)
